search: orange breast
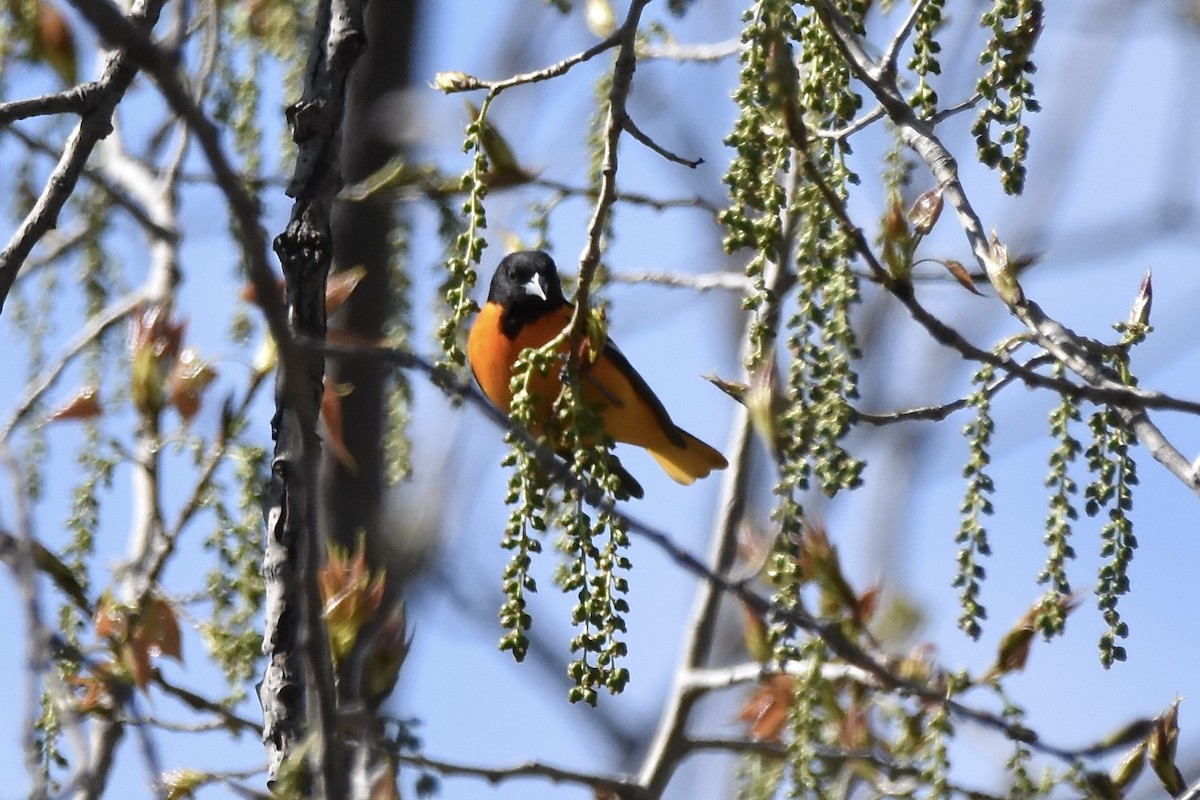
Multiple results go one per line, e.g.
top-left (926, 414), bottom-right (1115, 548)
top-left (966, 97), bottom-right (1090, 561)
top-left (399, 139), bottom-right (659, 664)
top-left (468, 303), bottom-right (583, 421)
top-left (467, 302), bottom-right (530, 412)
top-left (468, 303), bottom-right (671, 449)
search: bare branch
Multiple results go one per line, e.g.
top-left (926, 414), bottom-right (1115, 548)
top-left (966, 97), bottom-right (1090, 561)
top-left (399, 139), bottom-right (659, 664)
top-left (606, 268), bottom-right (751, 293)
top-left (0, 0), bottom-right (171, 313)
top-left (682, 661), bottom-right (871, 694)
top-left (63, 0), bottom-right (290, 347)
top-left (5, 125), bottom-right (179, 243)
top-left (857, 356), bottom-right (1044, 425)
top-left (572, 0), bottom-right (653, 321)
top-left (622, 114), bottom-right (704, 168)
top-left (636, 183), bottom-right (802, 796)
top-left (813, 104), bottom-right (885, 140)
top-left (638, 38), bottom-right (741, 63)
top-left (152, 672), bottom-right (264, 736)
top-left (683, 737), bottom-right (783, 757)
top-left (1, 291), bottom-right (144, 441)
top-left (879, 0), bottom-right (938, 77)
top-left (0, 83), bottom-right (102, 125)
top-left (1177, 776), bottom-right (1200, 800)
top-left (531, 177), bottom-right (722, 214)
top-left (1118, 408), bottom-right (1200, 491)
top-left (436, 31), bottom-right (624, 95)
top-left (397, 752), bottom-right (641, 798)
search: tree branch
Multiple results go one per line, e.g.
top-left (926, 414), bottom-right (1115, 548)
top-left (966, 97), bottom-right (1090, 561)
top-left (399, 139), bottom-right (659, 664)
top-left (0, 0), bottom-right (171, 314)
top-left (622, 114), bottom-right (704, 168)
top-left (313, 336), bottom-right (1164, 778)
top-left (799, 0), bottom-right (1200, 497)
top-left (606, 268), bottom-right (751, 294)
top-left (571, 0), bottom-right (652, 322)
top-left (258, 0), bottom-right (369, 790)
top-left (636, 170), bottom-right (804, 796)
top-left (58, 0), bottom-right (349, 789)
top-left (638, 38), bottom-right (741, 63)
top-left (878, 0), bottom-right (938, 77)
top-left (0, 443), bottom-right (54, 797)
top-left (435, 31), bottom-right (624, 95)
top-left (0, 290), bottom-right (144, 442)
top-left (0, 82), bottom-right (102, 125)
top-left (397, 752), bottom-right (642, 798)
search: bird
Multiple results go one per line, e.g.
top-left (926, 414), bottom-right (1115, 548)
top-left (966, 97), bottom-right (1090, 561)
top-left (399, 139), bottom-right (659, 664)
top-left (467, 250), bottom-right (728, 498)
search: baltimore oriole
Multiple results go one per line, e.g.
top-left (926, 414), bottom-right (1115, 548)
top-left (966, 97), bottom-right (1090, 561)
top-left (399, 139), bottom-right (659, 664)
top-left (467, 250), bottom-right (728, 498)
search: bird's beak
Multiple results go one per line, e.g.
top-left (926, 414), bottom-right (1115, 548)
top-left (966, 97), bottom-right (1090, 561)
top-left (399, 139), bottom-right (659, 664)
top-left (522, 275), bottom-right (547, 301)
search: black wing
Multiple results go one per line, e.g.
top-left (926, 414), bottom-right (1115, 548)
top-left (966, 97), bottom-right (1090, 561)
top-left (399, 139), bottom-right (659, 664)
top-left (597, 338), bottom-right (687, 448)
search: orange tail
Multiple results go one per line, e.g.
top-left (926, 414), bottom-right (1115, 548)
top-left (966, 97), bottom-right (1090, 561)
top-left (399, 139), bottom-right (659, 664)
top-left (647, 429), bottom-right (728, 485)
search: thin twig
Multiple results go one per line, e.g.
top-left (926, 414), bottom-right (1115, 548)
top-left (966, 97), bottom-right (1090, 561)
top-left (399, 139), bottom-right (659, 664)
top-left (6, 125), bottom-right (178, 243)
top-left (438, 31), bottom-right (625, 95)
top-left (397, 752), bottom-right (641, 798)
top-left (145, 370), bottom-right (270, 588)
top-left (606, 268), bottom-right (751, 294)
top-left (571, 0), bottom-right (653, 327)
top-left (531, 177), bottom-right (722, 214)
top-left (931, 91), bottom-right (983, 123)
top-left (879, 0), bottom-right (938, 77)
top-left (814, 104), bottom-right (885, 140)
top-left (14, 224), bottom-right (92, 283)
top-left (684, 737), bottom-right (783, 757)
top-left (152, 671), bottom-right (263, 736)
top-left (0, 290), bottom-right (144, 442)
top-left (856, 356), bottom-right (1043, 425)
top-left (622, 114), bottom-right (704, 168)
top-left (637, 38), bottom-right (741, 63)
